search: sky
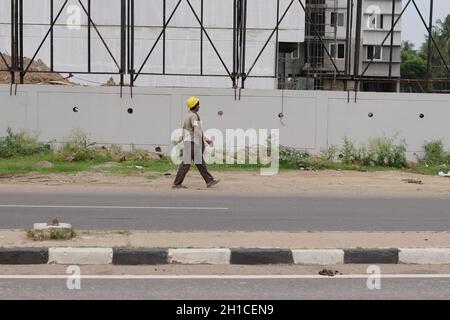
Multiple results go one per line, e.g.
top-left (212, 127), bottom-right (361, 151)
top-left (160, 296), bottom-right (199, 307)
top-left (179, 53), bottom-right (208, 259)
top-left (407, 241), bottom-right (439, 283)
top-left (402, 0), bottom-right (449, 48)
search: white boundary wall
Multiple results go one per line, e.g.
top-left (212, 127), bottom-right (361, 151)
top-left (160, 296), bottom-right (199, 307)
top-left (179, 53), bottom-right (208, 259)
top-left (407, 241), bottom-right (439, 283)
top-left (1, 84), bottom-right (449, 159)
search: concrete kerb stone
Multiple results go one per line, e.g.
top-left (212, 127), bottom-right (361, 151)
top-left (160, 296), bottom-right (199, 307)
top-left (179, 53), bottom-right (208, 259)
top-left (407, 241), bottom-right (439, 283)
top-left (344, 248), bottom-right (399, 264)
top-left (0, 248), bottom-right (49, 265)
top-left (113, 248), bottom-right (168, 265)
top-left (230, 249), bottom-right (294, 265)
top-left (48, 248), bottom-right (113, 265)
top-left (399, 248), bottom-right (450, 265)
top-left (168, 248), bottom-right (231, 265)
top-left (292, 249), bottom-right (344, 265)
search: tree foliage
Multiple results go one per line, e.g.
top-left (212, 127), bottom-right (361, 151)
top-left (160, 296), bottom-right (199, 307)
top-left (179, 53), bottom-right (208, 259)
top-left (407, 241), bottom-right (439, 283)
top-left (401, 15), bottom-right (450, 79)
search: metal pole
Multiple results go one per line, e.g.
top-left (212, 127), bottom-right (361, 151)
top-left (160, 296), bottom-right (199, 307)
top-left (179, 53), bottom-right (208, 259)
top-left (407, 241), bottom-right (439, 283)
top-left (50, 0), bottom-right (54, 71)
top-left (19, 0), bottom-right (23, 83)
top-left (163, 0), bottom-right (166, 74)
top-left (200, 0), bottom-right (203, 75)
top-left (88, 0), bottom-right (91, 72)
top-left (233, 0), bottom-right (237, 87)
top-left (130, 0), bottom-right (135, 87)
top-left (344, 0), bottom-right (351, 76)
top-left (14, 0), bottom-right (19, 71)
top-left (388, 0), bottom-right (395, 79)
top-left (427, 0), bottom-right (433, 80)
top-left (10, 0), bottom-right (15, 85)
top-left (127, 0), bottom-right (130, 73)
top-left (275, 0), bottom-right (280, 79)
top-left (120, 0), bottom-right (126, 87)
top-left (348, 0), bottom-right (353, 76)
top-left (353, 0), bottom-right (362, 86)
top-left (333, 0), bottom-right (338, 84)
top-left (241, 0), bottom-right (247, 88)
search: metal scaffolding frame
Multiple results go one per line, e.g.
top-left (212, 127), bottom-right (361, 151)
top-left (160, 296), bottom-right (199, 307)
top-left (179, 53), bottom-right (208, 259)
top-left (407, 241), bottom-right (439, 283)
top-left (4, 0), bottom-right (126, 94)
top-left (1, 0), bottom-right (449, 94)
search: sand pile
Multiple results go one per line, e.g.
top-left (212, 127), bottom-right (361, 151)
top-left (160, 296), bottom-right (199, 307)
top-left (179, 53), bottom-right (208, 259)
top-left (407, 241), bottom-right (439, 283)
top-left (0, 53), bottom-right (74, 85)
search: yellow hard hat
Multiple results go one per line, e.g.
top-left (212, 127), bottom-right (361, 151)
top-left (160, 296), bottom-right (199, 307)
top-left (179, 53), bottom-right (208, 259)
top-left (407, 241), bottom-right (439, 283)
top-left (186, 96), bottom-right (200, 109)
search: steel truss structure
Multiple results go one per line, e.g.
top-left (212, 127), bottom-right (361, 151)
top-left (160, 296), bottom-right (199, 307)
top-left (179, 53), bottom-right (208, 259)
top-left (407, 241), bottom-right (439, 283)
top-left (1, 0), bottom-right (449, 95)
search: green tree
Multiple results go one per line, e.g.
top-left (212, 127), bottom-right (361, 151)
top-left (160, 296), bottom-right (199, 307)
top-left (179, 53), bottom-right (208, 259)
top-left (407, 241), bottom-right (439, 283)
top-left (420, 15), bottom-right (450, 78)
top-left (400, 41), bottom-right (427, 79)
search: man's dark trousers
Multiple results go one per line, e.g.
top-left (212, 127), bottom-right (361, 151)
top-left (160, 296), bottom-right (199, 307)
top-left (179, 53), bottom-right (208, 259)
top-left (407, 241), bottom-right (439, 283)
top-left (174, 141), bottom-right (214, 186)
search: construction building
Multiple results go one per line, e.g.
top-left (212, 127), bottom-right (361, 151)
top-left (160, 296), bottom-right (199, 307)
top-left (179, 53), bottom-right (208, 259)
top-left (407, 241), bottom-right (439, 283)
top-left (279, 0), bottom-right (402, 91)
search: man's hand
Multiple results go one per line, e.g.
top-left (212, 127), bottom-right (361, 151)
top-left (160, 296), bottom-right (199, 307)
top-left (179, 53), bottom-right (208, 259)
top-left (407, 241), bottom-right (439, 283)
top-left (205, 138), bottom-right (214, 146)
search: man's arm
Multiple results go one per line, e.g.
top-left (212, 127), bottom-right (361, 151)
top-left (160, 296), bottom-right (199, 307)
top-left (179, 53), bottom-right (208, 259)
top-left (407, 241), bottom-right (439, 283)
top-left (193, 117), bottom-right (213, 146)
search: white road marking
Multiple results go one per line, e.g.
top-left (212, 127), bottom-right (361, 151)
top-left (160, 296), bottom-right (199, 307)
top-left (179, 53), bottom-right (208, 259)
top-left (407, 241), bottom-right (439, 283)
top-left (0, 205), bottom-right (228, 210)
top-left (0, 274), bottom-right (450, 280)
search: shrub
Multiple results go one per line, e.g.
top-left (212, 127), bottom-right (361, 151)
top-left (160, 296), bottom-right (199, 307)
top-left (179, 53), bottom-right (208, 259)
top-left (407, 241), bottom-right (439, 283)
top-left (368, 136), bottom-right (407, 168)
top-left (54, 129), bottom-right (103, 162)
top-left (319, 145), bottom-right (339, 161)
top-left (0, 127), bottom-right (51, 158)
top-left (340, 136), bottom-right (407, 168)
top-left (421, 140), bottom-right (448, 165)
top-left (340, 137), bottom-right (357, 164)
top-left (279, 145), bottom-right (310, 167)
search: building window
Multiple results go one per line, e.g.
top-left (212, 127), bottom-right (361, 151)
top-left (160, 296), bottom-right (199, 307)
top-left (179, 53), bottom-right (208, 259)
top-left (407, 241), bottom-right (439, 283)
top-left (291, 43), bottom-right (300, 59)
top-left (367, 14), bottom-right (384, 29)
top-left (367, 45), bottom-right (382, 60)
top-left (331, 12), bottom-right (345, 27)
top-left (330, 43), bottom-right (345, 59)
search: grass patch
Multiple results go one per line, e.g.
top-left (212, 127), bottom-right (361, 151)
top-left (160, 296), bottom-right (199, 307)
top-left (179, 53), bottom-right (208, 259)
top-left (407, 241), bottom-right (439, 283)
top-left (0, 129), bottom-right (447, 177)
top-left (27, 228), bottom-right (77, 241)
top-left (0, 154), bottom-right (110, 175)
top-left (0, 153), bottom-right (448, 177)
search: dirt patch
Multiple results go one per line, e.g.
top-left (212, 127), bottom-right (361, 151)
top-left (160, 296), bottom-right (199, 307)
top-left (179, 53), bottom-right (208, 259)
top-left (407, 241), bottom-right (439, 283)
top-left (0, 169), bottom-right (449, 197)
top-left (0, 53), bottom-right (75, 85)
top-left (1, 230), bottom-right (450, 249)
top-left (34, 160), bottom-right (55, 169)
top-left (91, 162), bottom-right (121, 170)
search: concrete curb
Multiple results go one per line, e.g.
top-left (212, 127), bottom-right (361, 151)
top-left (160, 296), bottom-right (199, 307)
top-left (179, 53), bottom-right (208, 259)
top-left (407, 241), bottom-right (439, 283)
top-left (1, 247), bottom-right (450, 265)
top-left (292, 249), bottom-right (344, 265)
top-left (344, 248), bottom-right (399, 264)
top-left (230, 249), bottom-right (293, 265)
top-left (0, 248), bottom-right (49, 265)
top-left (48, 248), bottom-right (113, 265)
top-left (113, 248), bottom-right (168, 265)
top-left (169, 249), bottom-right (231, 265)
top-left (399, 248), bottom-right (450, 265)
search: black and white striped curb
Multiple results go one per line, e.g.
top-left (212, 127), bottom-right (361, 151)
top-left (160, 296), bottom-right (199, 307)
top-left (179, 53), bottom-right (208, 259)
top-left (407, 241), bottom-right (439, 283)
top-left (1, 248), bottom-right (450, 265)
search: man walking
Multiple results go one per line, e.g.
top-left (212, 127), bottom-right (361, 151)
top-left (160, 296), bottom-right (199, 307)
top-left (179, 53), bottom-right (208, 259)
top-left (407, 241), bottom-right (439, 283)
top-left (173, 96), bottom-right (220, 189)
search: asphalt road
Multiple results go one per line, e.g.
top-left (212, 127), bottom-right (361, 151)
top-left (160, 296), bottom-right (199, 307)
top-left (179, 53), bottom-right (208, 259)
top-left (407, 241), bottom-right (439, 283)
top-left (0, 191), bottom-right (449, 231)
top-left (2, 265), bottom-right (450, 300)
top-left (1, 277), bottom-right (450, 300)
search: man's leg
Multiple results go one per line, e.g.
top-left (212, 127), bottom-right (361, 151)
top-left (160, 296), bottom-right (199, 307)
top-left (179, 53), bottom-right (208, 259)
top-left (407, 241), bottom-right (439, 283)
top-left (195, 159), bottom-right (214, 184)
top-left (173, 163), bottom-right (191, 186)
top-left (174, 141), bottom-right (195, 187)
top-left (193, 141), bottom-right (214, 184)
